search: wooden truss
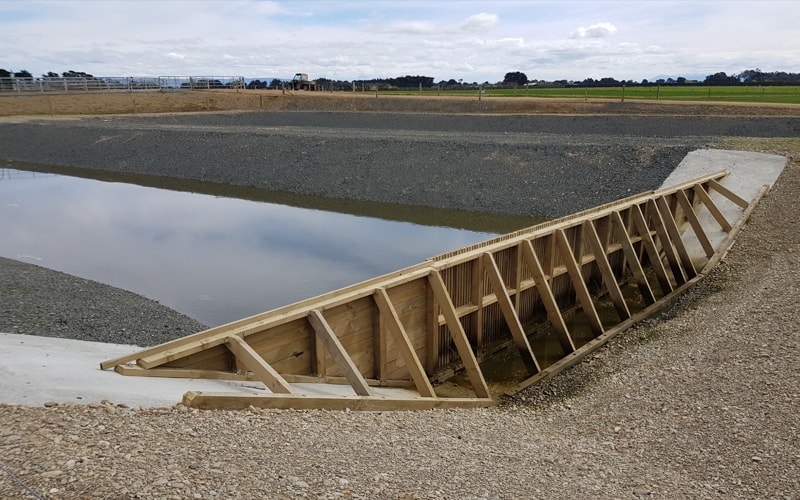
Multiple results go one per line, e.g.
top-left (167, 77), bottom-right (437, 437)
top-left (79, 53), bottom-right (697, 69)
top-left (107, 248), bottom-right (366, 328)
top-left (101, 170), bottom-right (764, 410)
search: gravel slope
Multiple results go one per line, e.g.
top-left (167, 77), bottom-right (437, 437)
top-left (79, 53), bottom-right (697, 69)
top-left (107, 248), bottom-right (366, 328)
top-left (5, 111), bottom-right (798, 218)
top-left (0, 108), bottom-right (798, 498)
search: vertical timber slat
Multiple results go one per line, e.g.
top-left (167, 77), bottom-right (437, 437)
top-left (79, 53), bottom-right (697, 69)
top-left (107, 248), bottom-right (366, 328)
top-left (481, 252), bottom-right (540, 374)
top-left (520, 240), bottom-right (576, 354)
top-left (582, 220), bottom-right (631, 320)
top-left (610, 211), bottom-right (657, 305)
top-left (428, 270), bottom-right (492, 399)
top-left (554, 229), bottom-right (605, 337)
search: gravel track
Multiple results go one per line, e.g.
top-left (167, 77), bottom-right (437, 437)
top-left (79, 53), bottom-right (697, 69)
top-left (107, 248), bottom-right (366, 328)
top-left (1, 106), bottom-right (798, 498)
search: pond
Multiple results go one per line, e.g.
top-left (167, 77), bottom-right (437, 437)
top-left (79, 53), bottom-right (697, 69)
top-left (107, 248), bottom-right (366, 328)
top-left (0, 166), bottom-right (539, 327)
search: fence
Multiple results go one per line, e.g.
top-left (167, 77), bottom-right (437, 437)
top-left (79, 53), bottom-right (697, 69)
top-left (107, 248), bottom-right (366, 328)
top-left (0, 76), bottom-right (245, 93)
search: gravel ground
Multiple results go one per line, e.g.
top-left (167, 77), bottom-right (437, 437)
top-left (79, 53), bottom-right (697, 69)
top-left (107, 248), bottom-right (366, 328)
top-left (1, 105), bottom-right (799, 498)
top-left (0, 256), bottom-right (206, 345)
top-left (4, 111), bottom-right (798, 218)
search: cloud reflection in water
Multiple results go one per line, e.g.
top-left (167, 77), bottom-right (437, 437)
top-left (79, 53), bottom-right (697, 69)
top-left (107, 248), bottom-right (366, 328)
top-left (0, 170), bottom-right (495, 326)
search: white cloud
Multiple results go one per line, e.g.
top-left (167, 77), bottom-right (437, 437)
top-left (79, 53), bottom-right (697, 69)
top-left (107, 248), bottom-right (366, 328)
top-left (1, 1), bottom-right (798, 83)
top-left (570, 22), bottom-right (618, 39)
top-left (460, 12), bottom-right (499, 32)
top-left (374, 19), bottom-right (436, 34)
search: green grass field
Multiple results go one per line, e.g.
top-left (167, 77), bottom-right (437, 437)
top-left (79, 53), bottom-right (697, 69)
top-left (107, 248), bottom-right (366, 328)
top-left (382, 85), bottom-right (800, 104)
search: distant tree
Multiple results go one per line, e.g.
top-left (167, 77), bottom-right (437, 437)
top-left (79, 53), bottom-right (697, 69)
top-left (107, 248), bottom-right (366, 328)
top-left (0, 68), bottom-right (10, 78)
top-left (43, 71), bottom-right (59, 78)
top-left (598, 77), bottom-right (620, 86)
top-left (704, 72), bottom-right (738, 85)
top-left (269, 78), bottom-right (283, 89)
top-left (63, 70), bottom-right (93, 78)
top-left (503, 71), bottom-right (528, 86)
top-left (14, 70), bottom-right (33, 79)
top-left (388, 75), bottom-right (434, 88)
top-left (676, 76), bottom-right (686, 85)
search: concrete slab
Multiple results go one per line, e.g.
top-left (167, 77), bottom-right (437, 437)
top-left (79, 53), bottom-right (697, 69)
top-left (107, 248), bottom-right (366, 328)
top-left (0, 332), bottom-right (264, 408)
top-left (0, 149), bottom-right (788, 408)
top-left (661, 148), bottom-right (787, 200)
top-left (660, 149), bottom-right (787, 264)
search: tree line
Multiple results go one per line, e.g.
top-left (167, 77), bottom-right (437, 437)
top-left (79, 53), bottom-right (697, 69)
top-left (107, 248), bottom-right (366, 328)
top-left (4, 67), bottom-right (800, 90)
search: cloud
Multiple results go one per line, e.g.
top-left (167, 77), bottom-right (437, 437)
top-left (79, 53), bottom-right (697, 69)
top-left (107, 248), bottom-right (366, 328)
top-left (375, 21), bottom-right (436, 35)
top-left (570, 22), bottom-right (618, 39)
top-left (460, 12), bottom-right (498, 32)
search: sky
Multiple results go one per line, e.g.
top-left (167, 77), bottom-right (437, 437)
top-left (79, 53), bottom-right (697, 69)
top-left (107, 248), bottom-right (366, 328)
top-left (1, 0), bottom-right (799, 83)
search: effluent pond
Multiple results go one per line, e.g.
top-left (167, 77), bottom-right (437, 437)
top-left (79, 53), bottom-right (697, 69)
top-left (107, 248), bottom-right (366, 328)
top-left (0, 166), bottom-right (539, 327)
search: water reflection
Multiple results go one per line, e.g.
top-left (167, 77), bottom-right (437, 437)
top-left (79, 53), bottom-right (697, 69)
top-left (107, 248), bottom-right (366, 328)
top-left (0, 167), bottom-right (530, 327)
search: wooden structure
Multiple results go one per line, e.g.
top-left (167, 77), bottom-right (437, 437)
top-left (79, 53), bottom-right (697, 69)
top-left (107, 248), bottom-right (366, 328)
top-left (101, 170), bottom-right (762, 410)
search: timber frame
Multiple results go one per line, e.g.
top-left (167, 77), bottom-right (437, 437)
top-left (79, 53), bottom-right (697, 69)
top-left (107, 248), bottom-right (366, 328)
top-left (101, 170), bottom-right (764, 410)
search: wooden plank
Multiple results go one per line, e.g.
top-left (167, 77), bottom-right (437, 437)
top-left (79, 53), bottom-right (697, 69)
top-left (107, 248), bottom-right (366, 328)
top-left (115, 365), bottom-right (257, 380)
top-left (610, 211), bottom-right (656, 305)
top-left (313, 328), bottom-right (327, 377)
top-left (630, 204), bottom-right (674, 294)
top-left (116, 365), bottom-right (416, 388)
top-left (646, 199), bottom-right (687, 286)
top-left (694, 184), bottom-right (732, 231)
top-left (656, 196), bottom-right (697, 279)
top-left (472, 255), bottom-right (485, 353)
top-left (183, 392), bottom-right (495, 411)
top-left (373, 288), bottom-right (437, 398)
top-left (708, 178), bottom-right (749, 209)
top-left (426, 273), bottom-right (438, 374)
top-left (106, 266), bottom-right (433, 371)
top-left (427, 171), bottom-right (728, 269)
top-left (675, 189), bottom-right (716, 258)
top-left (520, 240), bottom-right (575, 354)
top-left (224, 336), bottom-right (296, 394)
top-left (481, 252), bottom-right (540, 374)
top-left (428, 270), bottom-right (491, 399)
top-left (554, 229), bottom-right (605, 337)
top-left (582, 220), bottom-right (631, 320)
top-left (307, 309), bottom-right (373, 396)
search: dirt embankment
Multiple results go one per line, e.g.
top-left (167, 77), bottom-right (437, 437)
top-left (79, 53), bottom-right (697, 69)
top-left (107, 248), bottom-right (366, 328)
top-left (2, 88), bottom-right (800, 117)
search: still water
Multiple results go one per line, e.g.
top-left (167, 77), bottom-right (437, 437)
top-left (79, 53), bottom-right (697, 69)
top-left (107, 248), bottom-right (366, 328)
top-left (1, 167), bottom-right (536, 327)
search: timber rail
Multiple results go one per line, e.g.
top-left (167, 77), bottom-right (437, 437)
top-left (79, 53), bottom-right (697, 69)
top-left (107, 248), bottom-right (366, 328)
top-left (101, 170), bottom-right (761, 410)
